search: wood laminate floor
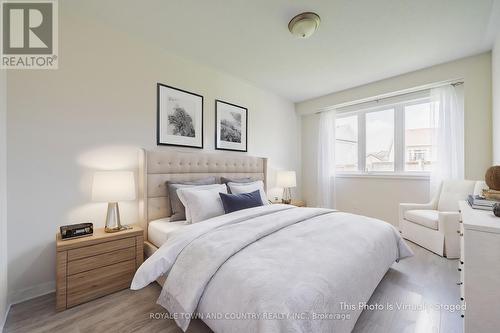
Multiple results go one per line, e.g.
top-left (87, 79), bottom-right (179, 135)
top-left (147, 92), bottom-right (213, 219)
top-left (4, 242), bottom-right (462, 333)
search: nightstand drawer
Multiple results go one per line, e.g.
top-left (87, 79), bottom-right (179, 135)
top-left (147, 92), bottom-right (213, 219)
top-left (67, 259), bottom-right (136, 307)
top-left (67, 247), bottom-right (136, 275)
top-left (67, 237), bottom-right (135, 261)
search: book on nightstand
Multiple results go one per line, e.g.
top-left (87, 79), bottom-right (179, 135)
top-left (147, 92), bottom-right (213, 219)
top-left (467, 195), bottom-right (498, 211)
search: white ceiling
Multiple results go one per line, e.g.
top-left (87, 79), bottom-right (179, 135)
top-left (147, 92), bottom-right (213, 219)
top-left (73, 0), bottom-right (500, 102)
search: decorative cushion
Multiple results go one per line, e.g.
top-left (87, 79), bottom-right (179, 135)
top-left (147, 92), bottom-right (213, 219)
top-left (166, 177), bottom-right (217, 221)
top-left (227, 180), bottom-right (269, 205)
top-left (219, 190), bottom-right (263, 214)
top-left (177, 184), bottom-right (228, 223)
top-left (404, 210), bottom-right (439, 230)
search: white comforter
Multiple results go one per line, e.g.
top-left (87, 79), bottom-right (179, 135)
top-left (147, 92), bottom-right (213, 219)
top-left (131, 205), bottom-right (413, 333)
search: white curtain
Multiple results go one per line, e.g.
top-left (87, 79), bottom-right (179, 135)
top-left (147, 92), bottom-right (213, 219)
top-left (429, 85), bottom-right (464, 196)
top-left (317, 110), bottom-right (336, 208)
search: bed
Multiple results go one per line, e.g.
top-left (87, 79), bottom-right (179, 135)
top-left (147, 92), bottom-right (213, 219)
top-left (133, 149), bottom-right (412, 333)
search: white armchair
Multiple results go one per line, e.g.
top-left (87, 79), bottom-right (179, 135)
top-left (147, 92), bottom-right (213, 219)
top-left (399, 180), bottom-right (484, 258)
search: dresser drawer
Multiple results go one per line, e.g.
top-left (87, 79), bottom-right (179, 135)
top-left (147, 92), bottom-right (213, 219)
top-left (67, 247), bottom-right (136, 275)
top-left (67, 260), bottom-right (136, 307)
top-left (67, 237), bottom-right (135, 261)
top-left (459, 222), bottom-right (464, 261)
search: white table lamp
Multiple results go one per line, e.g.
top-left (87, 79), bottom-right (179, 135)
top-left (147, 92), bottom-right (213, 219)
top-left (92, 171), bottom-right (136, 232)
top-left (277, 171), bottom-right (296, 204)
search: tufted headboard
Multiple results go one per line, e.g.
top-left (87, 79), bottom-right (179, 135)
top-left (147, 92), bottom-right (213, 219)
top-left (138, 149), bottom-right (268, 241)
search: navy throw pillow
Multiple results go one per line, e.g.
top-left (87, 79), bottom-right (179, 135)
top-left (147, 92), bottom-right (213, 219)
top-left (219, 190), bottom-right (264, 214)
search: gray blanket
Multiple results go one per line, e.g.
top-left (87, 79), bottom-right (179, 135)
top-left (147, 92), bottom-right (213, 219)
top-left (132, 205), bottom-right (413, 333)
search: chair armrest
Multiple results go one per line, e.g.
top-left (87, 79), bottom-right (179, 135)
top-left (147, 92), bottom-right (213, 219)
top-left (438, 211), bottom-right (461, 233)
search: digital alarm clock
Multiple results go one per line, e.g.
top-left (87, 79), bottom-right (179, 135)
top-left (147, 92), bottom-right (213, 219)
top-left (60, 222), bottom-right (93, 240)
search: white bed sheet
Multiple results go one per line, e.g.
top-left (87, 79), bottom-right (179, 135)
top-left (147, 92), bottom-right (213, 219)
top-left (148, 218), bottom-right (188, 248)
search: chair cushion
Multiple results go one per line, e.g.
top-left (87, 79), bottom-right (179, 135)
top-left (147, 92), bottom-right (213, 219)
top-left (404, 210), bottom-right (439, 230)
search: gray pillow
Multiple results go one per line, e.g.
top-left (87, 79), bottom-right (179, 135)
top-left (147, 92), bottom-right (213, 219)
top-left (220, 177), bottom-right (256, 193)
top-left (166, 177), bottom-right (216, 221)
top-left (220, 177), bottom-right (255, 184)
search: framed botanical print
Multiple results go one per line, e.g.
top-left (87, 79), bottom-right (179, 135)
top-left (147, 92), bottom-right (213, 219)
top-left (215, 100), bottom-right (248, 152)
top-left (157, 83), bottom-right (203, 148)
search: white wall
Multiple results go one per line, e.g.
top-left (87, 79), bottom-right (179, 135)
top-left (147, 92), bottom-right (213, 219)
top-left (299, 53), bottom-right (492, 226)
top-left (0, 69), bottom-right (8, 329)
top-left (493, 33), bottom-right (500, 165)
top-left (5, 6), bottom-right (300, 303)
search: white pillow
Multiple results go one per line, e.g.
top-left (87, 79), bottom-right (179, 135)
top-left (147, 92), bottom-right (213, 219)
top-left (227, 180), bottom-right (269, 205)
top-left (177, 184), bottom-right (227, 223)
top-left (176, 184), bottom-right (224, 222)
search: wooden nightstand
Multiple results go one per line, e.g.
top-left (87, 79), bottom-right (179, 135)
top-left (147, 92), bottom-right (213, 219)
top-left (271, 200), bottom-right (306, 207)
top-left (56, 225), bottom-right (143, 311)
top-left (290, 200), bottom-right (306, 207)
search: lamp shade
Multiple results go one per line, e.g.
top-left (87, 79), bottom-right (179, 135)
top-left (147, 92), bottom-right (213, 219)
top-left (92, 171), bottom-right (136, 202)
top-left (276, 171), bottom-right (296, 188)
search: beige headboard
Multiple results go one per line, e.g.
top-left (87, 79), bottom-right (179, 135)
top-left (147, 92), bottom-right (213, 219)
top-left (138, 149), bottom-right (268, 240)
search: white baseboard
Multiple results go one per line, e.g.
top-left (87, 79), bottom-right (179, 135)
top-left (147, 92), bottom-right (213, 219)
top-left (0, 281), bottom-right (55, 331)
top-left (8, 281), bottom-right (55, 306)
top-left (0, 303), bottom-right (12, 333)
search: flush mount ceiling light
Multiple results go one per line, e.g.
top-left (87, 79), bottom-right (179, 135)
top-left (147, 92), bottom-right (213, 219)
top-left (288, 12), bottom-right (321, 38)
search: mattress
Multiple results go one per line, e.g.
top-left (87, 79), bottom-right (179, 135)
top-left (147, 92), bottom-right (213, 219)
top-left (148, 218), bottom-right (188, 248)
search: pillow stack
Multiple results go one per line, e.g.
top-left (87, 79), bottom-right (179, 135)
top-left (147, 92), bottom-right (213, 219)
top-left (166, 177), bottom-right (270, 224)
top-left (166, 177), bottom-right (216, 221)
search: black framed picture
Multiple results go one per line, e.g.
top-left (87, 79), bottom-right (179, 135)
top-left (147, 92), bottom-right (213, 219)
top-left (215, 99), bottom-right (248, 152)
top-left (157, 83), bottom-right (203, 148)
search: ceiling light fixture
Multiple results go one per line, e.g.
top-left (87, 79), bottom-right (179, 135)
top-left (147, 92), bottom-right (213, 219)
top-left (288, 12), bottom-right (321, 38)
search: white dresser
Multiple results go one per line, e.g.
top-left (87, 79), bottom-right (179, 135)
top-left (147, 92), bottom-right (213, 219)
top-left (459, 200), bottom-right (500, 333)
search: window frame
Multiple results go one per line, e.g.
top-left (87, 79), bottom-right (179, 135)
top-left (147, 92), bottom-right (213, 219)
top-left (335, 96), bottom-right (432, 179)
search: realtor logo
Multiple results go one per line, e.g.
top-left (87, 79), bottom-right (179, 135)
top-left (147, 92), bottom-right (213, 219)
top-left (1, 0), bottom-right (58, 69)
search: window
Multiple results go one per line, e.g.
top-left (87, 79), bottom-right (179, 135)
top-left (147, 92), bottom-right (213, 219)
top-left (335, 115), bottom-right (358, 171)
top-left (366, 109), bottom-right (394, 172)
top-left (335, 93), bottom-right (436, 175)
top-left (404, 102), bottom-right (437, 172)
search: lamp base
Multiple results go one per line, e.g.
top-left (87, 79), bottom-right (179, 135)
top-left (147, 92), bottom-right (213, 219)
top-left (105, 225), bottom-right (133, 233)
top-left (281, 187), bottom-right (292, 205)
top-left (104, 202), bottom-right (130, 233)
top-left (105, 226), bottom-right (128, 233)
